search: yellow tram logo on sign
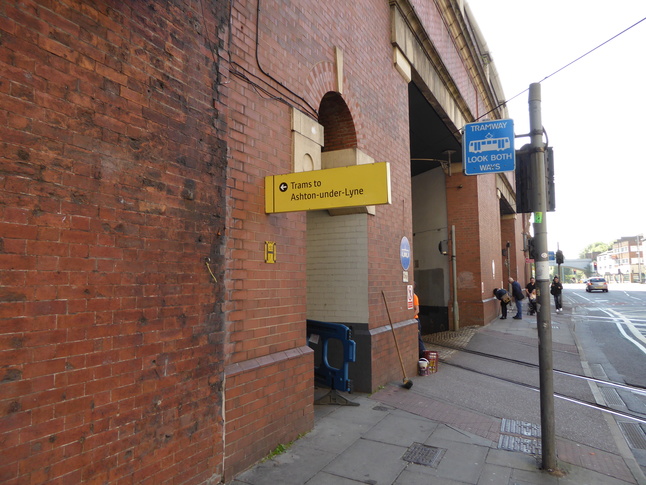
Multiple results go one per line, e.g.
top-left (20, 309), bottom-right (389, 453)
top-left (265, 162), bottom-right (391, 213)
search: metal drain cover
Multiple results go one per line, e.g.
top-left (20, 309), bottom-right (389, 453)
top-left (618, 422), bottom-right (646, 450)
top-left (600, 387), bottom-right (625, 407)
top-left (402, 443), bottom-right (445, 467)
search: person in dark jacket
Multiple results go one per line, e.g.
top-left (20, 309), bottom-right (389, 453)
top-left (493, 287), bottom-right (510, 319)
top-left (550, 276), bottom-right (563, 313)
top-left (508, 277), bottom-right (524, 319)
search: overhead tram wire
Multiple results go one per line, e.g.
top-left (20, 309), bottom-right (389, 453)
top-left (462, 15), bottom-right (646, 127)
top-left (421, 14), bottom-right (646, 173)
top-left (537, 15), bottom-right (646, 85)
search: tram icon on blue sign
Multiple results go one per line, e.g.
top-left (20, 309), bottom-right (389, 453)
top-left (468, 133), bottom-right (510, 153)
top-left (463, 119), bottom-right (515, 175)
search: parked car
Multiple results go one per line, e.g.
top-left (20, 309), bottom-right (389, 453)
top-left (586, 277), bottom-right (608, 292)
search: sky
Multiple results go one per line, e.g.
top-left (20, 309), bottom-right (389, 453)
top-left (467, 0), bottom-right (646, 258)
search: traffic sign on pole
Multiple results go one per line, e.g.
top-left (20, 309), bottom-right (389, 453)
top-left (463, 119), bottom-right (515, 175)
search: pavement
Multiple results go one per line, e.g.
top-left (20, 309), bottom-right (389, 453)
top-left (229, 295), bottom-right (646, 485)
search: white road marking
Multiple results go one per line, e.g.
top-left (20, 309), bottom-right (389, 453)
top-left (601, 308), bottom-right (646, 355)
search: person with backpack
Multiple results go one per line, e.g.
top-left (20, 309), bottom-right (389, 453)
top-left (493, 287), bottom-right (510, 319)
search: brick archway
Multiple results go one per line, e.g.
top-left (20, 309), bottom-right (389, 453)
top-left (319, 92), bottom-right (357, 152)
top-left (304, 61), bottom-right (365, 149)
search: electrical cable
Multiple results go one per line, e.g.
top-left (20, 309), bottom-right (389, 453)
top-left (229, 62), bottom-right (318, 117)
top-left (254, 0), bottom-right (319, 117)
top-left (538, 16), bottom-right (646, 85)
top-left (473, 15), bottom-right (646, 124)
top-left (421, 15), bottom-right (646, 168)
top-left (197, 0), bottom-right (317, 117)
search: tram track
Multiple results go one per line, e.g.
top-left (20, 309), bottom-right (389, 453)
top-left (427, 340), bottom-right (646, 425)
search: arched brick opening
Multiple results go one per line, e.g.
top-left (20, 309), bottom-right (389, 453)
top-left (318, 92), bottom-right (357, 152)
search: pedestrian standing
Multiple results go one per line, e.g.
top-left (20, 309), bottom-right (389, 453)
top-left (550, 276), bottom-right (563, 312)
top-left (508, 277), bottom-right (524, 320)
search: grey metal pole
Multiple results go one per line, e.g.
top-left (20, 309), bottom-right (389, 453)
top-left (529, 83), bottom-right (557, 471)
top-left (451, 225), bottom-right (459, 331)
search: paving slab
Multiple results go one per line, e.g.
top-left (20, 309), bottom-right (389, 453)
top-left (227, 303), bottom-right (646, 485)
top-left (475, 463), bottom-right (512, 485)
top-left (362, 412), bottom-right (438, 447)
top-left (231, 445), bottom-right (335, 485)
top-left (321, 438), bottom-right (408, 484)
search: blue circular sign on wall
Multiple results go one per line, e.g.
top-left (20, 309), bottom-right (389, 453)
top-left (400, 236), bottom-right (411, 271)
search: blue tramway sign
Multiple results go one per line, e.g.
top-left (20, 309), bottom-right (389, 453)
top-left (463, 119), bottom-right (515, 175)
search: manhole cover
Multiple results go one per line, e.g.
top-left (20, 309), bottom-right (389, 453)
top-left (402, 443), bottom-right (445, 467)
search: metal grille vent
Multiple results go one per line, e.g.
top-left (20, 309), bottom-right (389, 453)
top-left (618, 422), bottom-right (646, 450)
top-left (402, 443), bottom-right (445, 468)
top-left (600, 387), bottom-right (625, 407)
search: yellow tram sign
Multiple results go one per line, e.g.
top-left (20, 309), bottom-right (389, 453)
top-left (265, 162), bottom-right (391, 213)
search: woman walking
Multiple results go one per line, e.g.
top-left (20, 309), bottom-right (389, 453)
top-left (550, 276), bottom-right (563, 313)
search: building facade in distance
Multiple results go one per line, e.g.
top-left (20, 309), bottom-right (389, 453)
top-left (597, 236), bottom-right (645, 283)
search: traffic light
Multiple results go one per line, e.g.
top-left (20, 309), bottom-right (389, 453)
top-left (555, 250), bottom-right (564, 264)
top-left (515, 145), bottom-right (532, 214)
top-left (514, 144), bottom-right (556, 213)
top-left (546, 147), bottom-right (556, 212)
top-left (527, 237), bottom-right (538, 260)
top-left (593, 261), bottom-right (598, 272)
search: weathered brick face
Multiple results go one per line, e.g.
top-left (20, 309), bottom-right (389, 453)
top-left (0, 1), bottom-right (229, 483)
top-left (445, 171), bottom-right (521, 325)
top-left (223, 0), bottom-right (417, 473)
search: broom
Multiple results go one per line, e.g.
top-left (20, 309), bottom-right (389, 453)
top-left (381, 291), bottom-right (413, 389)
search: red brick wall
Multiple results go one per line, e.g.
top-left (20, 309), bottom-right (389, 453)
top-left (223, 348), bottom-right (313, 479)
top-left (226, 0), bottom-right (418, 466)
top-left (0, 1), bottom-right (229, 483)
top-left (446, 171), bottom-right (505, 326)
top-left (225, 0), bottom-right (314, 477)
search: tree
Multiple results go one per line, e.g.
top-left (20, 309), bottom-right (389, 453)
top-left (579, 242), bottom-right (611, 259)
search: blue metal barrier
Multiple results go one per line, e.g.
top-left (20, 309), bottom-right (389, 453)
top-left (306, 319), bottom-right (356, 394)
